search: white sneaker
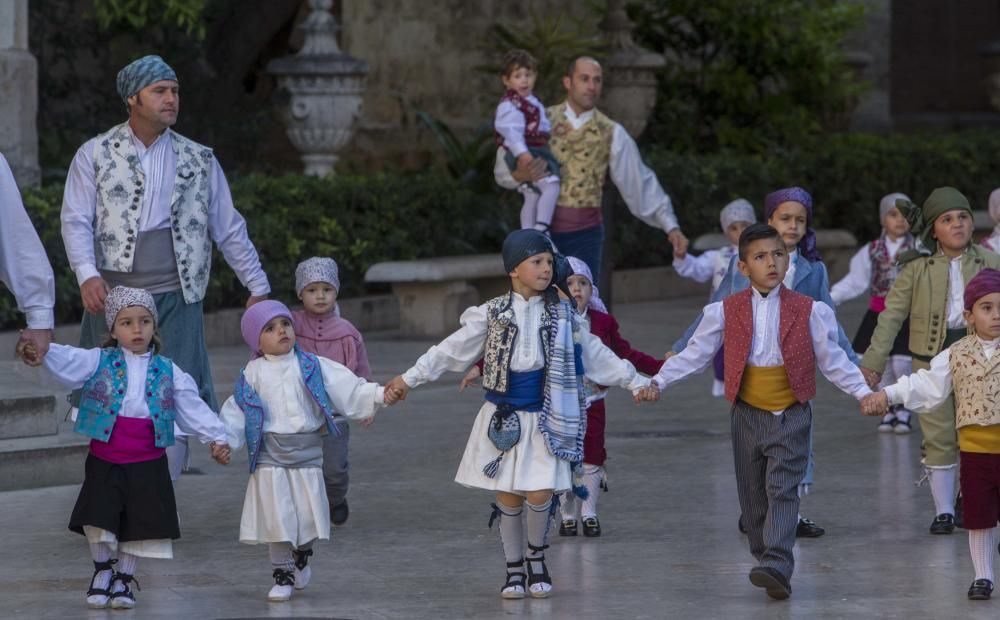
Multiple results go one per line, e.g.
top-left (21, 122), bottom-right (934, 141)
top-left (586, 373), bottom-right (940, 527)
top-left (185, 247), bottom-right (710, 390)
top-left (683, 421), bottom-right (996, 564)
top-left (529, 581), bottom-right (552, 598)
top-left (877, 413), bottom-right (897, 433)
top-left (86, 593), bottom-right (110, 609)
top-left (268, 568), bottom-right (294, 602)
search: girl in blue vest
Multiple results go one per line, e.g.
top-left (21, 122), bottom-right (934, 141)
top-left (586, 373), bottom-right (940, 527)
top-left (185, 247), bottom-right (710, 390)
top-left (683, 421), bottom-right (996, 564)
top-left (386, 230), bottom-right (653, 600)
top-left (31, 286), bottom-right (231, 611)
top-left (219, 300), bottom-right (395, 603)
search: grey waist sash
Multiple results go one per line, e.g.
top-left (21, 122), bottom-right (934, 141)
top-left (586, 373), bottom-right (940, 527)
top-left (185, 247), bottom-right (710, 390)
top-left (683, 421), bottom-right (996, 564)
top-left (256, 431), bottom-right (324, 468)
top-left (99, 228), bottom-right (182, 294)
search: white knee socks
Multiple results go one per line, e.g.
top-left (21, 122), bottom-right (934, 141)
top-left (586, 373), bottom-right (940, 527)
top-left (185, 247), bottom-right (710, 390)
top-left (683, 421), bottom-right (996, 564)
top-left (534, 180), bottom-right (560, 231)
top-left (496, 501), bottom-right (524, 565)
top-left (525, 498), bottom-right (552, 573)
top-left (969, 528), bottom-right (998, 582)
top-left (560, 492), bottom-right (578, 521)
top-left (89, 543), bottom-right (113, 591)
top-left (929, 466), bottom-right (957, 516)
top-left (581, 465), bottom-right (604, 519)
top-left (269, 542), bottom-right (294, 571)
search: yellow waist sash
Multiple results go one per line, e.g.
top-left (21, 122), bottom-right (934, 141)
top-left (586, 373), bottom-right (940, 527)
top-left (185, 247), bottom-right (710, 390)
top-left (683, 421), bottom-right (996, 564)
top-left (738, 365), bottom-right (797, 412)
top-left (958, 425), bottom-right (1000, 454)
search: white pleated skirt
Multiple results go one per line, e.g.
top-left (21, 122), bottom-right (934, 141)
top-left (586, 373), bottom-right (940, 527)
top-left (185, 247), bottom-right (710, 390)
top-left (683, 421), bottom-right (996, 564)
top-left (454, 401), bottom-right (571, 495)
top-left (239, 465), bottom-right (330, 546)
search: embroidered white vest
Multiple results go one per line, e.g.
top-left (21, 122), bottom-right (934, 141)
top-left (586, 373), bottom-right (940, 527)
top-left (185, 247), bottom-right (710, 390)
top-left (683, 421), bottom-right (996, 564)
top-left (92, 122), bottom-right (214, 303)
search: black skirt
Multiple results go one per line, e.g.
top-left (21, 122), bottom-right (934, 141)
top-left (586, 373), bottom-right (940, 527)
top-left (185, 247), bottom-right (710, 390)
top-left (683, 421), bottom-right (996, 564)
top-left (69, 453), bottom-right (180, 542)
top-left (852, 309), bottom-right (910, 357)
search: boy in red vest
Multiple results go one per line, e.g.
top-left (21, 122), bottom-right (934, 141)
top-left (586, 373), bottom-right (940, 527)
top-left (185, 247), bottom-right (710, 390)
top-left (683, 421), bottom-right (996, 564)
top-left (645, 223), bottom-right (872, 600)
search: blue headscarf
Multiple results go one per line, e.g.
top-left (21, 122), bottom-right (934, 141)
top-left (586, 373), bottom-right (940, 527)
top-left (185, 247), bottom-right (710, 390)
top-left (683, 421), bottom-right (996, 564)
top-left (764, 186), bottom-right (821, 262)
top-left (116, 55), bottom-right (177, 104)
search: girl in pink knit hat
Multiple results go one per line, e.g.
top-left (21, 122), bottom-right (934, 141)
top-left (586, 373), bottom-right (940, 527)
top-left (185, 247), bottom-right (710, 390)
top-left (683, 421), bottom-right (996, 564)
top-left (219, 300), bottom-right (399, 603)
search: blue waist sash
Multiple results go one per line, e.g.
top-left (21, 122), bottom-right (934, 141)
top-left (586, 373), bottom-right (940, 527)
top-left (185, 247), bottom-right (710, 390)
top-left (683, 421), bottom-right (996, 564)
top-left (485, 369), bottom-right (544, 412)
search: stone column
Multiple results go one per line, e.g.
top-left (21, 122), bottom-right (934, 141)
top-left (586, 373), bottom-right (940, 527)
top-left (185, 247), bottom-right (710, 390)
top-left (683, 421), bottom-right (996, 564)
top-left (0, 0), bottom-right (39, 187)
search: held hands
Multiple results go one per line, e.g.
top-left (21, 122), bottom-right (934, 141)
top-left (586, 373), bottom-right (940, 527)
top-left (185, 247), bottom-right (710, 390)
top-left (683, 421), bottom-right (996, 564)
top-left (246, 294), bottom-right (268, 309)
top-left (860, 367), bottom-right (882, 389)
top-left (633, 385), bottom-right (661, 405)
top-left (15, 329), bottom-right (51, 366)
top-left (668, 229), bottom-right (690, 259)
top-left (511, 155), bottom-right (547, 184)
top-left (209, 442), bottom-right (231, 465)
top-left (460, 365), bottom-right (481, 391)
top-left (860, 391), bottom-right (890, 417)
top-left (384, 376), bottom-right (410, 405)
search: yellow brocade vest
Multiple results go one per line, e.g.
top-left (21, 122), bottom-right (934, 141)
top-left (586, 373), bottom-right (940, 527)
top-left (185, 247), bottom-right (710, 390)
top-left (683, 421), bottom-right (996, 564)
top-left (950, 336), bottom-right (1000, 453)
top-left (547, 103), bottom-right (614, 209)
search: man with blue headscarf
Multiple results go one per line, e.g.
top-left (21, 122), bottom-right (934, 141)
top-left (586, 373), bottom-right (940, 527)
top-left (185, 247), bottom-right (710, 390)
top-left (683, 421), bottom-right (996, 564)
top-left (60, 55), bottom-right (272, 481)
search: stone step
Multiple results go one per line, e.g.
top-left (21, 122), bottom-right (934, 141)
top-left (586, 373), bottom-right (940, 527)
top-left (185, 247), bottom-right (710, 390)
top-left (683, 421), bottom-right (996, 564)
top-left (0, 420), bottom-right (88, 492)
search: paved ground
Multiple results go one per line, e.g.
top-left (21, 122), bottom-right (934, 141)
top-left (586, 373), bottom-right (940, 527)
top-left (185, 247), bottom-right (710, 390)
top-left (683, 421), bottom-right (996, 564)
top-left (2, 295), bottom-right (996, 619)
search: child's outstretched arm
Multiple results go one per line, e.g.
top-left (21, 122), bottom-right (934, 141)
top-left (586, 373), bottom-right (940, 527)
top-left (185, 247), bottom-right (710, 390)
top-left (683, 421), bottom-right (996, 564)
top-left (830, 246), bottom-right (871, 306)
top-left (861, 259), bottom-right (916, 380)
top-left (395, 304), bottom-right (489, 395)
top-left (651, 302), bottom-right (725, 394)
top-left (36, 343), bottom-right (101, 389)
top-left (673, 250), bottom-right (717, 283)
top-left (578, 327), bottom-right (650, 397)
top-left (810, 302), bottom-right (872, 403)
top-left (317, 357), bottom-right (391, 421)
top-left (880, 347), bottom-right (953, 415)
top-left (171, 363), bottom-right (230, 462)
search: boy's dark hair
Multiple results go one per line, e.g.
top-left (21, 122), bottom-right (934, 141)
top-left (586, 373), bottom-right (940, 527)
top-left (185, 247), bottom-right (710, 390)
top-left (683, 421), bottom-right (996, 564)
top-left (502, 49), bottom-right (537, 77)
top-left (738, 223), bottom-right (781, 261)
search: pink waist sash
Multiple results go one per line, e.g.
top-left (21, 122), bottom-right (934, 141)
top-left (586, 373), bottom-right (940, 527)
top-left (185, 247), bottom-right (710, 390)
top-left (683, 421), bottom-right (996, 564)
top-left (869, 296), bottom-right (886, 313)
top-left (90, 416), bottom-right (165, 464)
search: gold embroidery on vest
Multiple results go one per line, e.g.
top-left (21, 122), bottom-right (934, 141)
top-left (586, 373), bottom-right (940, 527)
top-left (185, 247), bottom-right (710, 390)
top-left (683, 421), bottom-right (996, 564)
top-left (547, 103), bottom-right (614, 209)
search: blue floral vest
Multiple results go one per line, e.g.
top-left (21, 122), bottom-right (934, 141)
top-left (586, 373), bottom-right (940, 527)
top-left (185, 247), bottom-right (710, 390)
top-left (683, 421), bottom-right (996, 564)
top-left (233, 347), bottom-right (341, 473)
top-left (76, 348), bottom-right (175, 447)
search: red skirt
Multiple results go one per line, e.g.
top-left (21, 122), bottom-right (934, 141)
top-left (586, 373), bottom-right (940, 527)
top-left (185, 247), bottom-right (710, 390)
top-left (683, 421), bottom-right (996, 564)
top-left (960, 451), bottom-right (1000, 530)
top-left (583, 399), bottom-right (607, 466)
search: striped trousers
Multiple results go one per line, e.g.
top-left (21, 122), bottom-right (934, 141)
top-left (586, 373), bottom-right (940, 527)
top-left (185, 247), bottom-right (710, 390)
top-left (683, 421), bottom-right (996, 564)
top-left (731, 399), bottom-right (811, 580)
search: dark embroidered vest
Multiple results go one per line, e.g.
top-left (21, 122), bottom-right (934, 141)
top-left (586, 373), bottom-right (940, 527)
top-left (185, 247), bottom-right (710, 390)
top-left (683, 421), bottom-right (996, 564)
top-left (482, 292), bottom-right (555, 393)
top-left (868, 234), bottom-right (913, 298)
top-left (494, 90), bottom-right (549, 148)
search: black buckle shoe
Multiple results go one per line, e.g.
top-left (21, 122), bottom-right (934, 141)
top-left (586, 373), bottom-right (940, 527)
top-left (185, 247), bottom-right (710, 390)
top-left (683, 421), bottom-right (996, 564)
top-left (331, 499), bottom-right (349, 526)
top-left (968, 578), bottom-right (994, 600)
top-left (582, 516), bottom-right (601, 537)
top-left (796, 517), bottom-right (825, 538)
top-left (748, 566), bottom-right (791, 600)
top-left (559, 518), bottom-right (577, 537)
top-left (929, 513), bottom-right (955, 535)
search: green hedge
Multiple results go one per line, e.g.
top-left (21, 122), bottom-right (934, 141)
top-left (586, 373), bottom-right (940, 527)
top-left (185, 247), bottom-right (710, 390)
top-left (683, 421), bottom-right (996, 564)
top-left (8, 130), bottom-right (1000, 328)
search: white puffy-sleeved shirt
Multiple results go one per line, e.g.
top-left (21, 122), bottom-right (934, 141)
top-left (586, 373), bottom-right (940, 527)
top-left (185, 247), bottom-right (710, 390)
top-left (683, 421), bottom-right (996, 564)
top-left (885, 337), bottom-right (1000, 413)
top-left (652, 287), bottom-right (872, 413)
top-left (0, 153), bottom-right (55, 329)
top-left (220, 351), bottom-right (385, 450)
top-left (61, 124), bottom-right (270, 296)
top-left (42, 343), bottom-right (227, 443)
top-left (401, 292), bottom-right (650, 394)
top-left (494, 105), bottom-right (679, 234)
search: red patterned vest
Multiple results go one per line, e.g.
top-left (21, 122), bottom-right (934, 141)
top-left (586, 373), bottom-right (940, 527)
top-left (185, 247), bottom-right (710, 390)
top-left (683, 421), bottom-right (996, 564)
top-left (722, 286), bottom-right (817, 405)
top-left (494, 90), bottom-right (549, 147)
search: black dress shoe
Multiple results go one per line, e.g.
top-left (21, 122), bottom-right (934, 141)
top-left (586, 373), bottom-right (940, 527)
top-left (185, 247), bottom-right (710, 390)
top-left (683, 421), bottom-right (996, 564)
top-left (968, 578), bottom-right (994, 600)
top-left (929, 513), bottom-right (955, 535)
top-left (582, 516), bottom-right (601, 537)
top-left (748, 566), bottom-right (791, 600)
top-left (795, 517), bottom-right (825, 538)
top-left (559, 518), bottom-right (578, 537)
top-left (738, 517), bottom-right (747, 535)
top-left (331, 499), bottom-right (349, 526)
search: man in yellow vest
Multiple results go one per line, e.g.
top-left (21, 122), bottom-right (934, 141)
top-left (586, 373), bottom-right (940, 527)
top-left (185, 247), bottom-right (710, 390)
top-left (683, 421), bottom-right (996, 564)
top-left (495, 56), bottom-right (688, 281)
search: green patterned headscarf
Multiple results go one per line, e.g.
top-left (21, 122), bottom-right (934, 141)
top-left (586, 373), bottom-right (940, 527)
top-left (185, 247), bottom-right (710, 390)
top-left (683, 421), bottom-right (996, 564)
top-left (896, 187), bottom-right (973, 264)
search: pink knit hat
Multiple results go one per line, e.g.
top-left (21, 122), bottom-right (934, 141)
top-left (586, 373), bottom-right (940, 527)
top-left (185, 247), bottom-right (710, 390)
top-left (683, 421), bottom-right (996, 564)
top-left (241, 300), bottom-right (294, 356)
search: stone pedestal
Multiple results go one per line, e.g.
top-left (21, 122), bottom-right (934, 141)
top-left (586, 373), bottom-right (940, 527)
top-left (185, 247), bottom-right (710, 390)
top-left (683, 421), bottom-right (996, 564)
top-left (0, 396), bottom-right (57, 439)
top-left (0, 0), bottom-right (39, 187)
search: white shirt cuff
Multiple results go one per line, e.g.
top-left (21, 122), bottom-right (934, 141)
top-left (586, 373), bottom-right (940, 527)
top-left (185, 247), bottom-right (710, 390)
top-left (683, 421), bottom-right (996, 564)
top-left (74, 264), bottom-right (101, 287)
top-left (24, 308), bottom-right (54, 330)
